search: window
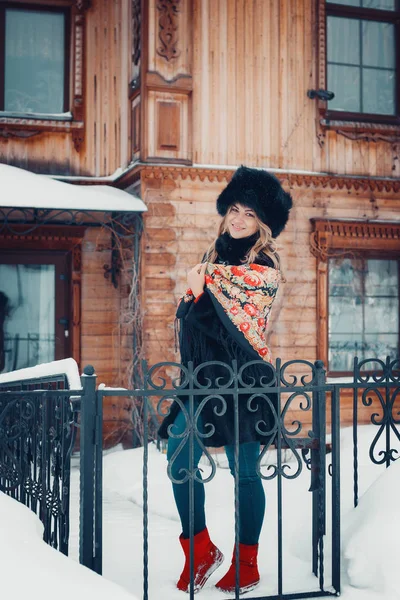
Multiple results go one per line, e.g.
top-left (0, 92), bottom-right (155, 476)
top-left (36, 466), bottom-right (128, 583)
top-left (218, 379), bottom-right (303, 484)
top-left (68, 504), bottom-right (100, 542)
top-left (325, 1), bottom-right (399, 123)
top-left (0, 5), bottom-right (69, 115)
top-left (0, 252), bottom-right (70, 374)
top-left (311, 219), bottom-right (400, 375)
top-left (0, 1), bottom-right (91, 151)
top-left (328, 256), bottom-right (399, 372)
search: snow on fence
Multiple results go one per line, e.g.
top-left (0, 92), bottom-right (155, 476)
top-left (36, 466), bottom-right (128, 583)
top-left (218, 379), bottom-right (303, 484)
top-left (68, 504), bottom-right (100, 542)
top-left (0, 357), bottom-right (399, 600)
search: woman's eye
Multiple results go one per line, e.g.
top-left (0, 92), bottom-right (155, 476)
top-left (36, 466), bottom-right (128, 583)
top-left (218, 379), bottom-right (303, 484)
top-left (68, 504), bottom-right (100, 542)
top-left (246, 213), bottom-right (255, 218)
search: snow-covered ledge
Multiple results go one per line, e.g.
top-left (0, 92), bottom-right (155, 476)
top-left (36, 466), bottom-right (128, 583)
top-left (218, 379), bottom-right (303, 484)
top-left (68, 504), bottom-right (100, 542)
top-left (0, 358), bottom-right (82, 390)
top-left (327, 376), bottom-right (353, 384)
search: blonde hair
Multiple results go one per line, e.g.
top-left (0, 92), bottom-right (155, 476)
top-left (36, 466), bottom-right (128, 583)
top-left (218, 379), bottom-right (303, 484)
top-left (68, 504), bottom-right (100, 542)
top-left (204, 208), bottom-right (284, 276)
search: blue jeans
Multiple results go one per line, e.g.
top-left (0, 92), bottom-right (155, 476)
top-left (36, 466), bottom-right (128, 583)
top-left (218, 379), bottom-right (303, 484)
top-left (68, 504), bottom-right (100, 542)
top-left (166, 408), bottom-right (266, 545)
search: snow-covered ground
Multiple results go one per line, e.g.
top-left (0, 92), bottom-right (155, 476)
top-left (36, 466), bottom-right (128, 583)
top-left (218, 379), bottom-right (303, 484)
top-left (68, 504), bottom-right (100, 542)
top-left (1, 424), bottom-right (399, 600)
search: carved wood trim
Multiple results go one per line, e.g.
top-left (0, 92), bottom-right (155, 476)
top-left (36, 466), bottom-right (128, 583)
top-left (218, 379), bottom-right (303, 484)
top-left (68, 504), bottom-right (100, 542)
top-left (320, 119), bottom-right (400, 142)
top-left (156, 0), bottom-right (181, 61)
top-left (316, 258), bottom-right (328, 367)
top-left (132, 0), bottom-right (141, 66)
top-left (0, 1), bottom-right (90, 151)
top-left (0, 226), bottom-right (86, 249)
top-left (146, 71), bottom-right (192, 92)
top-left (139, 165), bottom-right (400, 194)
top-left (310, 219), bottom-right (400, 261)
top-left (311, 217), bottom-right (400, 371)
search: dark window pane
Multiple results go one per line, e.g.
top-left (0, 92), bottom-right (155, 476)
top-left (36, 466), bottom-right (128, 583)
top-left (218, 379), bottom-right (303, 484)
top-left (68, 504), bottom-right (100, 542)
top-left (329, 258), bottom-right (363, 295)
top-left (364, 259), bottom-right (398, 296)
top-left (363, 334), bottom-right (398, 359)
top-left (329, 257), bottom-right (399, 371)
top-left (328, 16), bottom-right (360, 65)
top-left (364, 297), bottom-right (399, 333)
top-left (363, 68), bottom-right (395, 115)
top-left (362, 0), bottom-right (395, 9)
top-left (329, 296), bottom-right (363, 333)
top-left (327, 0), bottom-right (361, 6)
top-left (0, 264), bottom-right (55, 373)
top-left (328, 64), bottom-right (361, 112)
top-left (329, 334), bottom-right (364, 372)
top-left (362, 21), bottom-right (395, 69)
top-left (5, 9), bottom-right (65, 114)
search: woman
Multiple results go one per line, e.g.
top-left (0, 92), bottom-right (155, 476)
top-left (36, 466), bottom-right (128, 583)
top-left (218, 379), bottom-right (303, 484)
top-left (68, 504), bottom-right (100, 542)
top-left (158, 166), bottom-right (292, 594)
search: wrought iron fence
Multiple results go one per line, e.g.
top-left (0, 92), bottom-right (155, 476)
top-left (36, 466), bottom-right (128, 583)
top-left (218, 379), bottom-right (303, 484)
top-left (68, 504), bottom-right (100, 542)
top-left (0, 357), bottom-right (399, 600)
top-left (0, 371), bottom-right (77, 554)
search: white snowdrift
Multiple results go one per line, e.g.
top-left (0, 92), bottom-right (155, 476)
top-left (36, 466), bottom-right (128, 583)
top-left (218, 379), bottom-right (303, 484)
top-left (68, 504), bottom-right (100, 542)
top-left (343, 458), bottom-right (400, 599)
top-left (0, 357), bottom-right (82, 389)
top-left (0, 491), bottom-right (137, 600)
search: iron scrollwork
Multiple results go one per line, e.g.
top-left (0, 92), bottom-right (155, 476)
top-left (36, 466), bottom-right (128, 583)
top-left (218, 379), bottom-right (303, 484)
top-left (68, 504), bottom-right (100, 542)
top-left (0, 380), bottom-right (77, 554)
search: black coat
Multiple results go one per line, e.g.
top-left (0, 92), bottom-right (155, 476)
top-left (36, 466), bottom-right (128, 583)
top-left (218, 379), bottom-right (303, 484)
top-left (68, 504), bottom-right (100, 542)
top-left (158, 233), bottom-right (279, 447)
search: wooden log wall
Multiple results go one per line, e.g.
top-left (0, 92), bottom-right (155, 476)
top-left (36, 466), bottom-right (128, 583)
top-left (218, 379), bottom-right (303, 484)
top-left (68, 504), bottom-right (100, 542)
top-left (141, 167), bottom-right (400, 428)
top-left (81, 226), bottom-right (134, 448)
top-left (0, 0), bottom-right (132, 177)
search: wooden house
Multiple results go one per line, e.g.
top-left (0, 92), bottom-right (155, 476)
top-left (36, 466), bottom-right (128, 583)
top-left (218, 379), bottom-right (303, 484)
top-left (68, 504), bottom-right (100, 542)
top-left (0, 0), bottom-right (399, 443)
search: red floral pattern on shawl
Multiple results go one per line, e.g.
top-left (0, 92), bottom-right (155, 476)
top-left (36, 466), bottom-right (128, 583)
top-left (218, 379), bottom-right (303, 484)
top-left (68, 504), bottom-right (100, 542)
top-left (183, 263), bottom-right (281, 362)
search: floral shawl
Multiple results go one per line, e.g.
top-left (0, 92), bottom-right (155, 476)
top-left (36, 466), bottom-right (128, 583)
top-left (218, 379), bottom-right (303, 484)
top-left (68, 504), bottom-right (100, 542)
top-left (182, 262), bottom-right (281, 363)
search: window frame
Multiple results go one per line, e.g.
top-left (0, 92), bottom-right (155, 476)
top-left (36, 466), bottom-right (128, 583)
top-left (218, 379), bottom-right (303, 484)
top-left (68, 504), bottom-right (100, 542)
top-left (0, 2), bottom-right (71, 115)
top-left (311, 218), bottom-right (400, 376)
top-left (327, 251), bottom-right (400, 376)
top-left (0, 0), bottom-right (90, 151)
top-left (0, 225), bottom-right (85, 370)
top-left (317, 1), bottom-right (400, 137)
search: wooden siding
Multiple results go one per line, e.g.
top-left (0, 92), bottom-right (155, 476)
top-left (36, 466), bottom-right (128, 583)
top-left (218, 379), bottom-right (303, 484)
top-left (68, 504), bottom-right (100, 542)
top-left (141, 170), bottom-right (400, 427)
top-left (0, 0), bottom-right (132, 177)
top-left (81, 227), bottom-right (134, 448)
top-left (189, 0), bottom-right (400, 178)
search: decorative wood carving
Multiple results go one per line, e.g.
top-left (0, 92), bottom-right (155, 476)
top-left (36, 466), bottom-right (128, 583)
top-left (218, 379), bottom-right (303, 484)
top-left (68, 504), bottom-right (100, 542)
top-left (320, 119), bottom-right (400, 142)
top-left (0, 127), bottom-right (40, 140)
top-left (156, 0), bottom-right (181, 61)
top-left (75, 0), bottom-right (91, 10)
top-left (336, 129), bottom-right (400, 143)
top-left (0, 117), bottom-right (84, 143)
top-left (140, 165), bottom-right (400, 194)
top-left (72, 129), bottom-right (85, 152)
top-left (72, 244), bottom-right (82, 272)
top-left (132, 0), bottom-right (141, 66)
top-left (131, 97), bottom-right (141, 158)
top-left (0, 226), bottom-right (86, 249)
top-left (310, 219), bottom-right (400, 261)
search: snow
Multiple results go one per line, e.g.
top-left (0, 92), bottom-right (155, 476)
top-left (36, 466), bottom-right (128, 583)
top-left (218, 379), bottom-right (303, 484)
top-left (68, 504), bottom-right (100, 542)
top-left (2, 424), bottom-right (399, 600)
top-left (343, 460), bottom-right (400, 598)
top-left (0, 492), bottom-right (137, 600)
top-left (0, 163), bottom-right (147, 213)
top-left (0, 357), bottom-right (82, 389)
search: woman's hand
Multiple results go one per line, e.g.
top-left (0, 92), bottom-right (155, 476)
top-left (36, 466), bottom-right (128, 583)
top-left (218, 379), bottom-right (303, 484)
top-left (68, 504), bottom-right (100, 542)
top-left (187, 263), bottom-right (207, 298)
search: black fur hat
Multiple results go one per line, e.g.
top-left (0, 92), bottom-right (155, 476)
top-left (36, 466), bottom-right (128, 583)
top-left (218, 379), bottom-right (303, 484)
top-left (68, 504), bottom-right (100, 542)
top-left (216, 166), bottom-right (292, 238)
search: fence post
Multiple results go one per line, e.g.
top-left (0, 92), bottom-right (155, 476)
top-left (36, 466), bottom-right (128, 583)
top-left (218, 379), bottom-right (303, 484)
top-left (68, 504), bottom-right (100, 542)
top-left (311, 360), bottom-right (326, 584)
top-left (79, 365), bottom-right (97, 571)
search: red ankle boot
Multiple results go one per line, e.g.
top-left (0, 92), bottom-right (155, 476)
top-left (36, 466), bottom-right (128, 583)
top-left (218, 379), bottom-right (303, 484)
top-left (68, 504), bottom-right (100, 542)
top-left (215, 543), bottom-right (260, 594)
top-left (177, 527), bottom-right (224, 593)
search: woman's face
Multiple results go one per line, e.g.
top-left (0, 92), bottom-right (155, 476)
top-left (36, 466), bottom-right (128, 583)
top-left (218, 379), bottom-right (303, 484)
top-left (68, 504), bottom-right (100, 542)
top-left (227, 203), bottom-right (259, 239)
